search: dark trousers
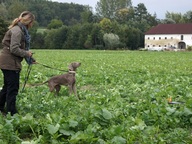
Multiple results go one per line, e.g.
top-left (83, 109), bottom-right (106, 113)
top-left (0, 69), bottom-right (20, 115)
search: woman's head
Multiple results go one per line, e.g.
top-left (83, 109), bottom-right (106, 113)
top-left (9, 11), bottom-right (35, 29)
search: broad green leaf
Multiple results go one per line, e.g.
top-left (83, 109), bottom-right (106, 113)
top-left (59, 129), bottom-right (75, 136)
top-left (183, 108), bottom-right (192, 116)
top-left (70, 131), bottom-right (91, 143)
top-left (22, 113), bottom-right (33, 121)
top-left (166, 107), bottom-right (176, 115)
top-left (69, 120), bottom-right (78, 128)
top-left (47, 123), bottom-right (60, 135)
top-left (102, 109), bottom-right (112, 120)
top-left (111, 136), bottom-right (126, 144)
top-left (131, 118), bottom-right (146, 130)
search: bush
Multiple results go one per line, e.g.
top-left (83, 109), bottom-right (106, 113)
top-left (187, 45), bottom-right (192, 51)
top-left (103, 33), bottom-right (120, 50)
top-left (47, 19), bottom-right (63, 29)
top-left (93, 44), bottom-right (104, 50)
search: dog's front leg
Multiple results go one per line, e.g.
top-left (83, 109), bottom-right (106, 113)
top-left (68, 84), bottom-right (79, 100)
top-left (72, 84), bottom-right (80, 100)
top-left (68, 84), bottom-right (73, 95)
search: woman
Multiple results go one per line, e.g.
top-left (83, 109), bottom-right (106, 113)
top-left (0, 11), bottom-right (36, 116)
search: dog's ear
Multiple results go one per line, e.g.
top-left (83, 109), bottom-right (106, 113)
top-left (68, 62), bottom-right (81, 71)
top-left (68, 63), bottom-right (74, 71)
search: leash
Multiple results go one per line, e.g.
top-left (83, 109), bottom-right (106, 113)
top-left (37, 62), bottom-right (68, 72)
top-left (21, 61), bottom-right (68, 92)
top-left (21, 64), bottom-right (32, 92)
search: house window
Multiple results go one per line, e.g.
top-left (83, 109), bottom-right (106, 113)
top-left (153, 37), bottom-right (155, 40)
top-left (148, 37), bottom-right (150, 40)
top-left (159, 37), bottom-right (161, 40)
top-left (171, 37), bottom-right (173, 39)
top-left (148, 45), bottom-right (150, 47)
top-left (159, 45), bottom-right (161, 47)
top-left (153, 45), bottom-right (155, 47)
top-left (165, 37), bottom-right (167, 39)
top-left (181, 35), bottom-right (184, 40)
top-left (165, 45), bottom-right (167, 47)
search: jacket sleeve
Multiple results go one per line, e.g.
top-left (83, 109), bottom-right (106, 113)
top-left (9, 27), bottom-right (29, 58)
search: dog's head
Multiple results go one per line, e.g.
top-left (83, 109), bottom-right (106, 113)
top-left (68, 62), bottom-right (81, 71)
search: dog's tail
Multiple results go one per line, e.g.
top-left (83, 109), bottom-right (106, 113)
top-left (30, 81), bottom-right (48, 87)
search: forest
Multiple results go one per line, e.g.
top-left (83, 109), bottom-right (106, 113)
top-left (0, 0), bottom-right (192, 50)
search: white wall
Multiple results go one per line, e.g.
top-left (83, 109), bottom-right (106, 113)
top-left (145, 34), bottom-right (192, 49)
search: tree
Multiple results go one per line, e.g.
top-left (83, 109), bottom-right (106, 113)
top-left (7, 1), bottom-right (27, 20)
top-left (0, 17), bottom-right (8, 48)
top-left (133, 3), bottom-right (158, 32)
top-left (134, 3), bottom-right (148, 21)
top-left (0, 3), bottom-right (8, 20)
top-left (115, 8), bottom-right (134, 23)
top-left (63, 25), bottom-right (80, 49)
top-left (183, 11), bottom-right (192, 23)
top-left (117, 25), bottom-right (143, 50)
top-left (90, 23), bottom-right (103, 48)
top-left (47, 19), bottom-right (63, 29)
top-left (76, 23), bottom-right (94, 49)
top-left (165, 12), bottom-right (185, 23)
top-left (84, 35), bottom-right (93, 49)
top-left (31, 32), bottom-right (45, 49)
top-left (99, 18), bottom-right (112, 33)
top-left (80, 6), bottom-right (93, 23)
top-left (44, 26), bottom-right (69, 49)
top-left (103, 33), bottom-right (120, 49)
top-left (161, 18), bottom-right (176, 24)
top-left (96, 0), bottom-right (132, 19)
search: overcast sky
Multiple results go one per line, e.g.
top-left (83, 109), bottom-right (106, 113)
top-left (51, 0), bottom-right (192, 19)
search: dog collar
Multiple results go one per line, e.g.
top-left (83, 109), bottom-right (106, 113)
top-left (69, 71), bottom-right (76, 74)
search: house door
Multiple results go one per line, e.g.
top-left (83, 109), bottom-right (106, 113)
top-left (178, 42), bottom-right (186, 49)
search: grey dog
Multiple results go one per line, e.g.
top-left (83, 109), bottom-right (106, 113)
top-left (42, 62), bottom-right (81, 99)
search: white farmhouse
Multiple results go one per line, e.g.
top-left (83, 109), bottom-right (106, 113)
top-left (145, 23), bottom-right (192, 51)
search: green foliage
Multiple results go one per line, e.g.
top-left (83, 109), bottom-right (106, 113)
top-left (47, 19), bottom-right (63, 29)
top-left (32, 32), bottom-right (45, 49)
top-left (165, 12), bottom-right (185, 23)
top-left (0, 17), bottom-right (8, 48)
top-left (0, 3), bottom-right (8, 20)
top-left (103, 33), bottom-right (120, 49)
top-left (0, 50), bottom-right (192, 143)
top-left (99, 18), bottom-right (112, 33)
top-left (96, 0), bottom-right (132, 19)
top-left (44, 23), bottom-right (103, 49)
top-left (183, 11), bottom-right (192, 23)
top-left (1, 0), bottom-right (92, 27)
top-left (84, 35), bottom-right (93, 49)
top-left (7, 0), bottom-right (27, 20)
top-left (115, 8), bottom-right (134, 24)
top-left (80, 9), bottom-right (93, 23)
top-left (1, 0), bottom-right (191, 50)
top-left (187, 45), bottom-right (192, 51)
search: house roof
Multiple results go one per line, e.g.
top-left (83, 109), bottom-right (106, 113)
top-left (145, 23), bottom-right (192, 35)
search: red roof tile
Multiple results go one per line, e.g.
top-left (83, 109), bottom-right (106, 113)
top-left (145, 23), bottom-right (192, 34)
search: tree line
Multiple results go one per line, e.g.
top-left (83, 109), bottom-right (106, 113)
top-left (0, 0), bottom-right (192, 50)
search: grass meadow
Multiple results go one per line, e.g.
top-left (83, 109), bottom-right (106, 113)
top-left (0, 50), bottom-right (192, 143)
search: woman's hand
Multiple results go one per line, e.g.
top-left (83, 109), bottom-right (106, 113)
top-left (27, 51), bottom-right (33, 57)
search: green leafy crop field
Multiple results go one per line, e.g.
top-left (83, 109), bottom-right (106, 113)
top-left (0, 50), bottom-right (192, 143)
